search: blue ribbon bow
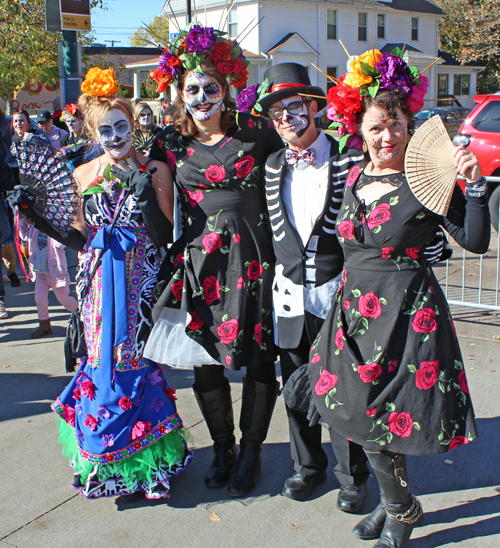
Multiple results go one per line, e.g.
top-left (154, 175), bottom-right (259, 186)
top-left (91, 226), bottom-right (137, 388)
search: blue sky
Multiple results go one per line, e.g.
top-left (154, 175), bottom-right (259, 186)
top-left (91, 0), bottom-right (166, 47)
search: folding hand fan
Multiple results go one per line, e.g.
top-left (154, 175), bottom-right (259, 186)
top-left (11, 137), bottom-right (81, 235)
top-left (405, 115), bottom-right (457, 216)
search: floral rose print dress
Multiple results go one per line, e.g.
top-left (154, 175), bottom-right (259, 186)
top-left (52, 179), bottom-right (192, 499)
top-left (308, 167), bottom-right (490, 455)
top-left (146, 113), bottom-right (283, 370)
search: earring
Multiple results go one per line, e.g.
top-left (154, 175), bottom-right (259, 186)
top-left (362, 141), bottom-right (368, 153)
top-left (221, 103), bottom-right (226, 112)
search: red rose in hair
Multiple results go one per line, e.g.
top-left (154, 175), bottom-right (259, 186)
top-left (449, 435), bottom-right (469, 451)
top-left (415, 360), bottom-right (439, 390)
top-left (205, 164), bottom-right (226, 183)
top-left (203, 276), bottom-right (221, 305)
top-left (367, 203), bottom-right (391, 229)
top-left (335, 327), bottom-right (344, 350)
top-left (187, 311), bottom-right (204, 330)
top-left (255, 322), bottom-right (263, 346)
top-left (337, 220), bottom-right (355, 240)
top-left (217, 319), bottom-right (239, 344)
top-left (411, 308), bottom-right (437, 334)
top-left (358, 363), bottom-right (382, 383)
top-left (235, 155), bottom-right (255, 178)
top-left (359, 292), bottom-right (382, 319)
top-left (247, 260), bottom-right (263, 280)
top-left (406, 246), bottom-right (422, 260)
top-left (314, 370), bottom-right (338, 395)
top-left (327, 81), bottom-right (362, 116)
top-left (458, 370), bottom-right (469, 394)
top-left (208, 40), bottom-right (232, 62)
top-left (216, 60), bottom-right (234, 75)
top-left (171, 280), bottom-right (184, 301)
top-left (388, 411), bottom-right (413, 438)
top-left (202, 232), bottom-right (222, 254)
top-left (231, 68), bottom-right (249, 89)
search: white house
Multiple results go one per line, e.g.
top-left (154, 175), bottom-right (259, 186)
top-left (125, 0), bottom-right (483, 109)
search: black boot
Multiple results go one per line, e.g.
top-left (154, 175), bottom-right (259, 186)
top-left (361, 451), bottom-right (423, 548)
top-left (227, 376), bottom-right (279, 498)
top-left (352, 493), bottom-right (387, 540)
top-left (194, 381), bottom-right (237, 488)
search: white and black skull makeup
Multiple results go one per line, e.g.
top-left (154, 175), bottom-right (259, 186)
top-left (138, 108), bottom-right (152, 128)
top-left (279, 97), bottom-right (311, 137)
top-left (183, 72), bottom-right (223, 121)
top-left (65, 114), bottom-right (82, 135)
top-left (97, 108), bottom-right (133, 159)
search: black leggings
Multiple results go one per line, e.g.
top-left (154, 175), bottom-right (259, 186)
top-left (194, 363), bottom-right (276, 393)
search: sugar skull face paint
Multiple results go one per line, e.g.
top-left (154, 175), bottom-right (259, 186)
top-left (98, 108), bottom-right (133, 159)
top-left (65, 114), bottom-right (82, 135)
top-left (271, 97), bottom-right (311, 137)
top-left (138, 108), bottom-right (152, 127)
top-left (183, 72), bottom-right (223, 121)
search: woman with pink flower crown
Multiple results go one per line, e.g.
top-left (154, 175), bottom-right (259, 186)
top-left (145, 22), bottom-right (284, 498)
top-left (304, 48), bottom-right (490, 547)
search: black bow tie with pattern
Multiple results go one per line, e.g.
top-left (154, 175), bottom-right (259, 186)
top-left (285, 147), bottom-right (316, 166)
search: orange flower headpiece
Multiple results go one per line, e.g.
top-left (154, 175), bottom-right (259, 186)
top-left (81, 67), bottom-right (119, 98)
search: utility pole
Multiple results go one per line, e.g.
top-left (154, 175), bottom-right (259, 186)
top-left (105, 40), bottom-right (121, 48)
top-left (186, 0), bottom-right (192, 24)
top-left (62, 30), bottom-right (81, 104)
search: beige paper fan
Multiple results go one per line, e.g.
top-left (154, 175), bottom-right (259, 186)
top-left (405, 115), bottom-right (457, 216)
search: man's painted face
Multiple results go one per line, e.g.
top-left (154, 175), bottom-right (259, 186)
top-left (269, 97), bottom-right (312, 138)
top-left (97, 108), bottom-right (133, 159)
top-left (65, 114), bottom-right (82, 134)
top-left (183, 72), bottom-right (223, 121)
top-left (138, 108), bottom-right (152, 127)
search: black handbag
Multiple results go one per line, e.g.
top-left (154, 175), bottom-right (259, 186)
top-left (64, 189), bottom-right (131, 373)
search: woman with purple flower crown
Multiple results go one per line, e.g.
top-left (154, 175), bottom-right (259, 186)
top-left (305, 48), bottom-right (490, 547)
top-left (147, 23), bottom-right (284, 497)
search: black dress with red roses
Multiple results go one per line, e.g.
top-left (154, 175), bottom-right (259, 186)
top-left (308, 167), bottom-right (490, 455)
top-left (148, 113), bottom-right (284, 370)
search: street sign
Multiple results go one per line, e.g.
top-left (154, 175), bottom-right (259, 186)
top-left (46, 0), bottom-right (62, 31)
top-left (60, 0), bottom-right (91, 31)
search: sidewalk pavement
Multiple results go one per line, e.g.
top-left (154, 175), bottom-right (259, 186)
top-left (1, 250), bottom-right (499, 548)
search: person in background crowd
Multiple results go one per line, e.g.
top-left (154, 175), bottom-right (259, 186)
top-left (52, 96), bottom-right (68, 131)
top-left (60, 104), bottom-right (89, 170)
top-left (18, 214), bottom-right (78, 338)
top-left (132, 102), bottom-right (162, 155)
top-left (37, 110), bottom-right (68, 152)
top-left (0, 153), bottom-right (14, 319)
top-left (160, 97), bottom-right (172, 125)
top-left (162, 106), bottom-right (176, 127)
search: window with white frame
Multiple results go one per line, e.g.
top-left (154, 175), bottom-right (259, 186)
top-left (327, 10), bottom-right (337, 40)
top-left (229, 7), bottom-right (238, 39)
top-left (358, 13), bottom-right (367, 41)
top-left (377, 14), bottom-right (385, 39)
top-left (454, 74), bottom-right (470, 95)
top-left (411, 17), bottom-right (419, 41)
top-left (326, 66), bottom-right (338, 92)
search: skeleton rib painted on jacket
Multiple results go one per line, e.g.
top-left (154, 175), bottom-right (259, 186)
top-left (264, 133), bottom-right (364, 349)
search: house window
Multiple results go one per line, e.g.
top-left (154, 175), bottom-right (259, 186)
top-left (438, 74), bottom-right (452, 106)
top-left (326, 66), bottom-right (338, 92)
top-left (377, 14), bottom-right (385, 39)
top-left (327, 10), bottom-right (337, 40)
top-left (454, 74), bottom-right (470, 96)
top-left (358, 13), bottom-right (367, 41)
top-left (411, 17), bottom-right (419, 41)
top-left (228, 7), bottom-right (238, 39)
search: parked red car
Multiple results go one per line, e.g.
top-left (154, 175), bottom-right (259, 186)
top-left (454, 92), bottom-right (500, 229)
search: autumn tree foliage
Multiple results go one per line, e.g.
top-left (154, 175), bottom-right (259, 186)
top-left (129, 15), bottom-right (169, 48)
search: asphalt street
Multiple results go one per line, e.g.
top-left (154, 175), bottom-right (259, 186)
top-left (1, 245), bottom-right (499, 548)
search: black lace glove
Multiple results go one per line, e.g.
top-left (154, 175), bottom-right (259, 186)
top-left (9, 185), bottom-right (36, 219)
top-left (111, 158), bottom-right (173, 248)
top-left (419, 228), bottom-right (453, 265)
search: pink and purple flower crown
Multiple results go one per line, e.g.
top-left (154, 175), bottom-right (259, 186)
top-left (151, 22), bottom-right (250, 92)
top-left (327, 47), bottom-right (429, 152)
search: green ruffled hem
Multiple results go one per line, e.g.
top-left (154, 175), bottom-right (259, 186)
top-left (57, 418), bottom-right (192, 489)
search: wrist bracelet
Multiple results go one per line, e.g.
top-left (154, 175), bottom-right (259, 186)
top-left (465, 176), bottom-right (487, 197)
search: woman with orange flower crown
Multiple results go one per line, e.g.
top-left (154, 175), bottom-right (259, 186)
top-left (12, 67), bottom-right (192, 501)
top-left (301, 48), bottom-right (490, 546)
top-left (145, 22), bottom-right (284, 498)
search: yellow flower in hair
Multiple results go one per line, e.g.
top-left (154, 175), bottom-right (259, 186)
top-left (81, 67), bottom-right (119, 97)
top-left (358, 49), bottom-right (382, 69)
top-left (343, 59), bottom-right (372, 88)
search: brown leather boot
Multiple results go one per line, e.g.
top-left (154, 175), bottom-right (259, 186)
top-left (31, 320), bottom-right (53, 339)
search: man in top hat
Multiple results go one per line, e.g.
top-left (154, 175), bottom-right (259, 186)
top-left (37, 110), bottom-right (67, 152)
top-left (258, 63), bottom-right (370, 510)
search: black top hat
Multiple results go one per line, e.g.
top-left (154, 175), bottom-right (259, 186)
top-left (258, 63), bottom-right (327, 113)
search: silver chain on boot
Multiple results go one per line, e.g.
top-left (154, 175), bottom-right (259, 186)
top-left (386, 495), bottom-right (423, 524)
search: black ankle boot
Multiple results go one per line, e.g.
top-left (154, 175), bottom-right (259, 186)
top-left (361, 452), bottom-right (423, 548)
top-left (352, 495), bottom-right (386, 540)
top-left (194, 381), bottom-right (236, 488)
top-left (227, 376), bottom-right (279, 498)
